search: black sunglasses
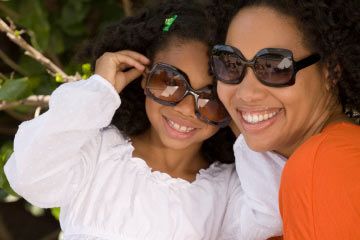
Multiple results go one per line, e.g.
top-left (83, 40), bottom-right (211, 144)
top-left (145, 63), bottom-right (230, 127)
top-left (211, 44), bottom-right (321, 87)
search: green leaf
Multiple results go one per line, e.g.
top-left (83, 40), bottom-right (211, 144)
top-left (0, 142), bottom-right (13, 173)
top-left (51, 207), bottom-right (60, 220)
top-left (81, 63), bottom-right (92, 79)
top-left (59, 1), bottom-right (90, 36)
top-left (55, 73), bottom-right (64, 83)
top-left (0, 77), bottom-right (39, 101)
top-left (0, 142), bottom-right (18, 197)
top-left (32, 74), bottom-right (58, 96)
top-left (0, 77), bottom-right (31, 101)
top-left (18, 0), bottom-right (50, 51)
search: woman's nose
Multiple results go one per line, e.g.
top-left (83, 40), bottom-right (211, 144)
top-left (234, 68), bottom-right (267, 103)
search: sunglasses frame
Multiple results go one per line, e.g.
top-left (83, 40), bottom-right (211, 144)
top-left (211, 44), bottom-right (321, 87)
top-left (144, 62), bottom-right (230, 127)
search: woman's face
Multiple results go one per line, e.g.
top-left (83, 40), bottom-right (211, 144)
top-left (217, 6), bottom-right (338, 156)
top-left (144, 40), bottom-right (219, 150)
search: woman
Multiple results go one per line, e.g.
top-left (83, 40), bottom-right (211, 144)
top-left (211, 0), bottom-right (360, 239)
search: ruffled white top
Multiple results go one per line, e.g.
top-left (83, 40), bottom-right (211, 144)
top-left (5, 75), bottom-right (286, 240)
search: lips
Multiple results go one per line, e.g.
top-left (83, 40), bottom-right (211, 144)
top-left (241, 109), bottom-right (280, 124)
top-left (161, 115), bottom-right (201, 139)
top-left (167, 118), bottom-right (195, 133)
top-left (235, 108), bottom-right (283, 133)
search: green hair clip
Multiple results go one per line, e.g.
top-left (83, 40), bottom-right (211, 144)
top-left (163, 14), bottom-right (178, 32)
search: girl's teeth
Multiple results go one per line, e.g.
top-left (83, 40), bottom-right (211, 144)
top-left (242, 111), bottom-right (279, 124)
top-left (168, 119), bottom-right (195, 133)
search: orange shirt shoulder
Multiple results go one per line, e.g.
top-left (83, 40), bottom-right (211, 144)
top-left (280, 122), bottom-right (360, 240)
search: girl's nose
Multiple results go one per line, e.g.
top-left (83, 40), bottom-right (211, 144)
top-left (173, 94), bottom-right (197, 118)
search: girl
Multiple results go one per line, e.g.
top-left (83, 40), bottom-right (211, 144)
top-left (5, 1), bottom-right (285, 239)
top-left (212, 0), bottom-right (360, 239)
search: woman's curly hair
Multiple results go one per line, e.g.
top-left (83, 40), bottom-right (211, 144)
top-left (78, 0), bottom-right (235, 164)
top-left (211, 0), bottom-right (360, 121)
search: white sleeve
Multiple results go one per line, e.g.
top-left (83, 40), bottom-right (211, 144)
top-left (219, 135), bottom-right (286, 240)
top-left (4, 75), bottom-right (121, 208)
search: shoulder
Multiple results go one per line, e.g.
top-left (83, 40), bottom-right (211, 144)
top-left (313, 123), bottom-right (360, 182)
top-left (287, 122), bottom-right (360, 186)
top-left (317, 122), bottom-right (360, 156)
top-left (293, 122), bottom-right (360, 163)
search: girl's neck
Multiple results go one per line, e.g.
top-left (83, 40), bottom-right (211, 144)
top-left (131, 128), bottom-right (209, 182)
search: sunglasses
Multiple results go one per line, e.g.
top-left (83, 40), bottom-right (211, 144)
top-left (211, 44), bottom-right (321, 87)
top-left (144, 63), bottom-right (230, 127)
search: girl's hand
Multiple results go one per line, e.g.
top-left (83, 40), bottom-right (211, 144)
top-left (95, 50), bottom-right (150, 93)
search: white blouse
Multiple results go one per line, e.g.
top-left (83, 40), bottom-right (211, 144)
top-left (5, 75), bottom-right (286, 240)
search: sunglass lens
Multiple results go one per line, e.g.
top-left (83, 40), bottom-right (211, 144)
top-left (147, 69), bottom-right (186, 102)
top-left (255, 54), bottom-right (294, 85)
top-left (212, 52), bottom-right (244, 83)
top-left (197, 94), bottom-right (229, 124)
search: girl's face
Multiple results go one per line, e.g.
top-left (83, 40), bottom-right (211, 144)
top-left (217, 6), bottom-right (338, 156)
top-left (144, 40), bottom-right (219, 150)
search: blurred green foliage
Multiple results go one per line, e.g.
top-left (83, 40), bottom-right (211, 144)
top-left (0, 0), bottom-right (126, 103)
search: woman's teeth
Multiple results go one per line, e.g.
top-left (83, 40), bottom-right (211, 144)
top-left (167, 119), bottom-right (195, 133)
top-left (241, 111), bottom-right (278, 124)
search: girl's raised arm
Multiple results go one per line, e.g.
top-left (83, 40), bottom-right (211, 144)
top-left (4, 75), bottom-right (121, 208)
top-left (4, 50), bottom-right (148, 208)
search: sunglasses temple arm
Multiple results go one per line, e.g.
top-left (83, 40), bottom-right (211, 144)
top-left (295, 54), bottom-right (321, 71)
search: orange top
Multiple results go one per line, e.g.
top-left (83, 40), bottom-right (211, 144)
top-left (279, 122), bottom-right (360, 240)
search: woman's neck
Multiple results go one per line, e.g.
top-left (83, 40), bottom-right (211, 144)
top-left (278, 104), bottom-right (348, 158)
top-left (131, 128), bottom-right (209, 182)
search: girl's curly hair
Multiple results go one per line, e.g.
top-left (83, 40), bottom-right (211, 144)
top-left (78, 0), bottom-right (235, 164)
top-left (211, 0), bottom-right (360, 120)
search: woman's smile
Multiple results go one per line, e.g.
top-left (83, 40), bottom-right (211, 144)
top-left (237, 108), bottom-right (283, 133)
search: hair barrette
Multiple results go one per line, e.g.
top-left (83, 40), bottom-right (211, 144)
top-left (163, 14), bottom-right (178, 32)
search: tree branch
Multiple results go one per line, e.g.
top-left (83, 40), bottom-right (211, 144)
top-left (0, 17), bottom-right (80, 83)
top-left (121, 0), bottom-right (133, 16)
top-left (0, 95), bottom-right (50, 111)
